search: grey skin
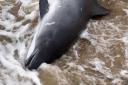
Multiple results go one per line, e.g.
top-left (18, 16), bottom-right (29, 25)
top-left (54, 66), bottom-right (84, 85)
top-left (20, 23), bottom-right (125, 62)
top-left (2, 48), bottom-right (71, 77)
top-left (25, 0), bottom-right (109, 70)
top-left (39, 0), bottom-right (49, 18)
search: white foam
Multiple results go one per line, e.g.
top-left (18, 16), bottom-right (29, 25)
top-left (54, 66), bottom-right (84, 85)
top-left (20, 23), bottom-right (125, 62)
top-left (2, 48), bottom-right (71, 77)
top-left (123, 9), bottom-right (128, 16)
top-left (112, 78), bottom-right (122, 85)
top-left (0, 0), bottom-right (42, 85)
top-left (25, 11), bottom-right (38, 20)
top-left (19, 0), bottom-right (32, 6)
top-left (18, 7), bottom-right (26, 17)
top-left (122, 33), bottom-right (128, 58)
top-left (120, 70), bottom-right (128, 79)
top-left (89, 58), bottom-right (105, 70)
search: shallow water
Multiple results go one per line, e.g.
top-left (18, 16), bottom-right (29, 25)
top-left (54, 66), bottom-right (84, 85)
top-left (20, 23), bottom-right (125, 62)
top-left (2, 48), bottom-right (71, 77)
top-left (0, 0), bottom-right (128, 85)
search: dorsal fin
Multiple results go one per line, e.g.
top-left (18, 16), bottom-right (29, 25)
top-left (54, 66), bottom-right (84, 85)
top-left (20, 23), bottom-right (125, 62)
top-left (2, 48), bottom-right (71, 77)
top-left (91, 3), bottom-right (109, 19)
top-left (39, 0), bottom-right (49, 19)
